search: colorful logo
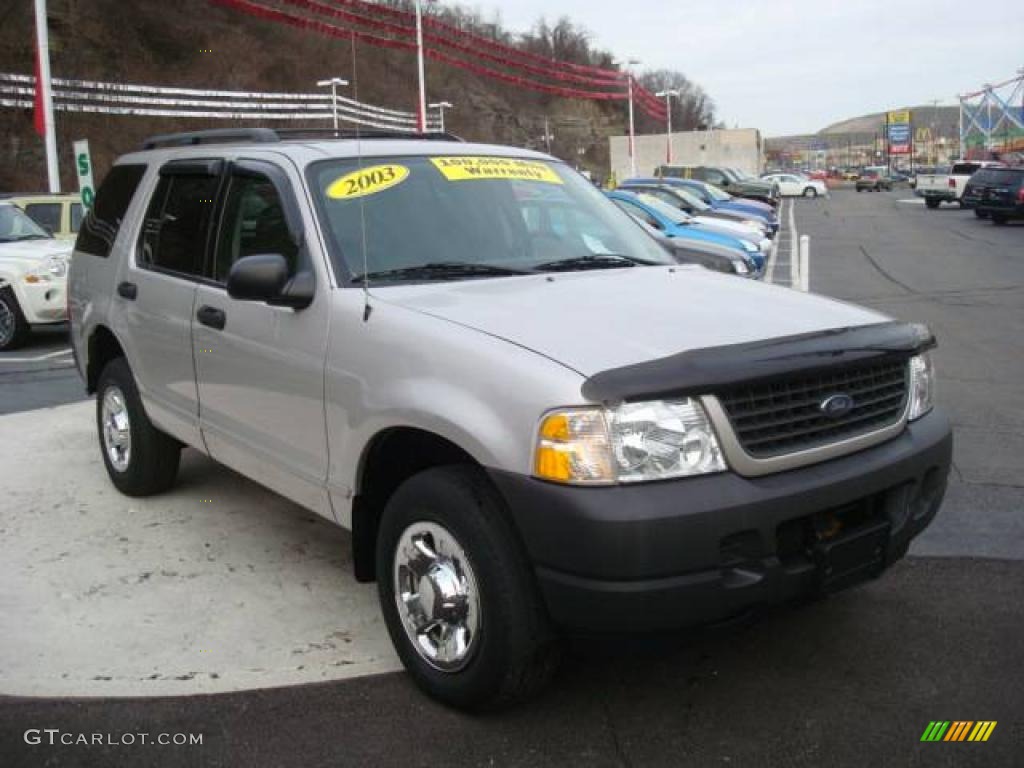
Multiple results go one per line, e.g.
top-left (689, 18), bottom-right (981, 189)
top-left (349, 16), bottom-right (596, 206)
top-left (920, 721), bottom-right (997, 742)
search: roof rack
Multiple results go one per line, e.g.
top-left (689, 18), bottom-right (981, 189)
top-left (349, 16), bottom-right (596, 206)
top-left (273, 128), bottom-right (464, 142)
top-left (141, 127), bottom-right (464, 150)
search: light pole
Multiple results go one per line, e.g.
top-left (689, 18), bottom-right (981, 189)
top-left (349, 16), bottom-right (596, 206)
top-left (316, 77), bottom-right (349, 133)
top-left (414, 0), bottom-right (435, 132)
top-left (626, 59), bottom-right (640, 177)
top-left (655, 88), bottom-right (680, 163)
top-left (428, 100), bottom-right (453, 132)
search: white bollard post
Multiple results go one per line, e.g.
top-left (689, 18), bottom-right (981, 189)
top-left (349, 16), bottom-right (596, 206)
top-left (798, 235), bottom-right (810, 292)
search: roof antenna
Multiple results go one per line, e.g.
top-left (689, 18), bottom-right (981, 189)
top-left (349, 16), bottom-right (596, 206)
top-left (349, 31), bottom-right (373, 322)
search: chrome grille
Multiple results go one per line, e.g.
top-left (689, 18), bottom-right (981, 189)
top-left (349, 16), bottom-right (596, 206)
top-left (717, 360), bottom-right (909, 458)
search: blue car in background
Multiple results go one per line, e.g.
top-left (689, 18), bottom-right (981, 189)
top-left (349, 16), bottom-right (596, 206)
top-left (623, 177), bottom-right (778, 233)
top-left (606, 190), bottom-right (765, 275)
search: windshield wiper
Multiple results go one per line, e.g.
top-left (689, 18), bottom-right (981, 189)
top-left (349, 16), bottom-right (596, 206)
top-left (351, 261), bottom-right (530, 284)
top-left (534, 254), bottom-right (639, 272)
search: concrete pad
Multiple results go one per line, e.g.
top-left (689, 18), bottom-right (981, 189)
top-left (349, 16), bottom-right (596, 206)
top-left (0, 401), bottom-right (400, 698)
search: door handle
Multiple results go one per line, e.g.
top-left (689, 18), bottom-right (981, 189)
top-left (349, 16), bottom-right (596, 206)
top-left (117, 281), bottom-right (137, 300)
top-left (196, 305), bottom-right (226, 331)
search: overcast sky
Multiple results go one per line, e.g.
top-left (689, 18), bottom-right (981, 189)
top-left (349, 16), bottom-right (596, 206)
top-left (486, 0), bottom-right (1024, 136)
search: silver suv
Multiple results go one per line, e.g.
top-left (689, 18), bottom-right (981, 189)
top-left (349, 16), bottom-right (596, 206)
top-left (69, 128), bottom-right (952, 709)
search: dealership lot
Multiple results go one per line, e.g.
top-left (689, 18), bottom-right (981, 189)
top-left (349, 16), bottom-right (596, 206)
top-left (1, 190), bottom-right (1022, 766)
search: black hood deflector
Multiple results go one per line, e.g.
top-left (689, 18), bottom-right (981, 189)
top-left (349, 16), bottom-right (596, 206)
top-left (581, 321), bottom-right (935, 404)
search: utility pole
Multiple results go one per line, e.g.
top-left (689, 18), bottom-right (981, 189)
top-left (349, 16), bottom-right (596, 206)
top-left (414, 0), bottom-right (432, 132)
top-left (542, 116), bottom-right (553, 154)
top-left (626, 59), bottom-right (640, 178)
top-left (655, 88), bottom-right (680, 164)
top-left (316, 77), bottom-right (349, 133)
top-left (34, 0), bottom-right (59, 193)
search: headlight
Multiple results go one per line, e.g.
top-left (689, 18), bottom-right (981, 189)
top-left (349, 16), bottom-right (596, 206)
top-left (534, 399), bottom-right (726, 485)
top-left (23, 256), bottom-right (68, 283)
top-left (907, 353), bottom-right (935, 421)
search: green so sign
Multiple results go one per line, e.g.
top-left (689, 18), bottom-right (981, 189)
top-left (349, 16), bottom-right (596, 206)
top-left (73, 139), bottom-right (95, 209)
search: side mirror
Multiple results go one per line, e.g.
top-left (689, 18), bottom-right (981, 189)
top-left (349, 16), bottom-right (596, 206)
top-left (226, 253), bottom-right (315, 310)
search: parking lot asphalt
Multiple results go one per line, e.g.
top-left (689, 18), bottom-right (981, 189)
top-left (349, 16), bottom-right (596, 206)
top-left (0, 324), bottom-right (84, 415)
top-left (1, 190), bottom-right (1022, 766)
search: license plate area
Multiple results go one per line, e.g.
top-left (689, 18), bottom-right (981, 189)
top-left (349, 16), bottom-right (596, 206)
top-left (776, 494), bottom-right (891, 592)
top-left (812, 518), bottom-right (890, 593)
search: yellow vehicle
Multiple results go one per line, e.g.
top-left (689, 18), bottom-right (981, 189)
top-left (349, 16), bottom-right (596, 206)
top-left (6, 194), bottom-right (84, 240)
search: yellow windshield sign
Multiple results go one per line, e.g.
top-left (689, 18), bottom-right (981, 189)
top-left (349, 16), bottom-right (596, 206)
top-left (326, 164), bottom-right (409, 200)
top-left (431, 156), bottom-right (563, 184)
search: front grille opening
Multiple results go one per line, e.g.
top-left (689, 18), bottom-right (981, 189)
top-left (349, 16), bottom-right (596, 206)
top-left (718, 360), bottom-right (909, 459)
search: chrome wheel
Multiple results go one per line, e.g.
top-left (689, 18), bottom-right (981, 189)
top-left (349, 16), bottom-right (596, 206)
top-left (101, 386), bottom-right (131, 472)
top-left (0, 297), bottom-right (14, 348)
top-left (393, 521), bottom-right (480, 672)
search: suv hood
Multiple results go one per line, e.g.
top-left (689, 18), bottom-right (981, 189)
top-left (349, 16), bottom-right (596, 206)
top-left (0, 239), bottom-right (71, 267)
top-left (375, 266), bottom-right (888, 377)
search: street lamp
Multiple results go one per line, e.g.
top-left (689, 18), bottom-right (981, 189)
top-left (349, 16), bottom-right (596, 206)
top-left (428, 100), bottom-right (453, 132)
top-left (414, 0), bottom-right (437, 132)
top-left (316, 77), bottom-right (349, 133)
top-left (655, 88), bottom-right (680, 163)
top-left (625, 58), bottom-right (640, 177)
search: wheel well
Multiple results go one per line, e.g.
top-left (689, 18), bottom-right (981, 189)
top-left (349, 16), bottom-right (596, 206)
top-left (86, 326), bottom-right (125, 394)
top-left (352, 428), bottom-right (477, 582)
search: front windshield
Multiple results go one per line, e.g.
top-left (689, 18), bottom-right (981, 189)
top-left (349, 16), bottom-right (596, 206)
top-left (669, 187), bottom-right (709, 211)
top-left (702, 183), bottom-right (732, 202)
top-left (0, 205), bottom-right (50, 242)
top-left (310, 155), bottom-right (673, 281)
top-left (634, 193), bottom-right (693, 225)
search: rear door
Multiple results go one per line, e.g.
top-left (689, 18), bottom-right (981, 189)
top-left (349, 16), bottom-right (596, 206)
top-left (193, 158), bottom-right (331, 515)
top-left (114, 159), bottom-right (223, 446)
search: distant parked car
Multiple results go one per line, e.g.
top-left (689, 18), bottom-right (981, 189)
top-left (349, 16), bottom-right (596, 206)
top-left (617, 182), bottom-right (772, 240)
top-left (761, 173), bottom-right (828, 198)
top-left (657, 165), bottom-right (780, 207)
top-left (855, 169), bottom-right (893, 192)
top-left (7, 194), bottom-right (84, 240)
top-left (971, 166), bottom-right (1024, 224)
top-left (842, 170), bottom-right (860, 181)
top-left (626, 215), bottom-right (756, 277)
top-left (606, 190), bottom-right (766, 274)
top-left (622, 177), bottom-right (779, 232)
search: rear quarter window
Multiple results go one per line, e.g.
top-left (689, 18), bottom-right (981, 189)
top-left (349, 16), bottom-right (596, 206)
top-left (76, 164), bottom-right (147, 257)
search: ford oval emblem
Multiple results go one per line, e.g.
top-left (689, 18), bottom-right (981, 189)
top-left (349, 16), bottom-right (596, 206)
top-left (820, 393), bottom-right (854, 419)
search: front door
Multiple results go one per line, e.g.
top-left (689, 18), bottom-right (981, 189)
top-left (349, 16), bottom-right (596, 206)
top-left (193, 160), bottom-right (331, 516)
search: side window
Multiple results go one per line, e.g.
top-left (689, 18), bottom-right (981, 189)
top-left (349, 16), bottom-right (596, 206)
top-left (214, 174), bottom-right (298, 284)
top-left (76, 164), bottom-right (146, 257)
top-left (139, 173), bottom-right (220, 278)
top-left (705, 170), bottom-right (724, 185)
top-left (24, 203), bottom-right (62, 234)
top-left (70, 203), bottom-right (83, 233)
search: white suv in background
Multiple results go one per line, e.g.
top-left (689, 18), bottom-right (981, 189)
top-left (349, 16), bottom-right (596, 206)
top-left (0, 202), bottom-right (71, 350)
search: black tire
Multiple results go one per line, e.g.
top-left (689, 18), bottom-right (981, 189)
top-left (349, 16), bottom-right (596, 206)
top-left (925, 198), bottom-right (940, 209)
top-left (975, 209), bottom-right (988, 219)
top-left (803, 187), bottom-right (817, 198)
top-left (991, 215), bottom-right (1008, 226)
top-left (376, 465), bottom-right (559, 710)
top-left (856, 187), bottom-right (863, 193)
top-left (96, 357), bottom-right (181, 496)
top-left (0, 286), bottom-right (30, 351)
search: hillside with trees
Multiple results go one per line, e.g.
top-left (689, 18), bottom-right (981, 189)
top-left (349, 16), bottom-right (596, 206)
top-left (0, 0), bottom-right (715, 190)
